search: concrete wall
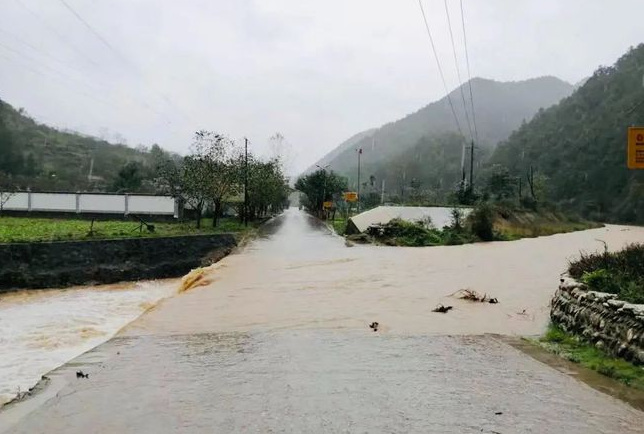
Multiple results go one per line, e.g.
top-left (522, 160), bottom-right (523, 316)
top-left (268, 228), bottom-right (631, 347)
top-left (551, 277), bottom-right (644, 364)
top-left (0, 234), bottom-right (236, 292)
top-left (3, 192), bottom-right (178, 218)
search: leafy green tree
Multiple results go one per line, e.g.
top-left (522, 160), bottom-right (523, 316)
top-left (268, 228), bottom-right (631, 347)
top-left (468, 202), bottom-right (495, 241)
top-left (295, 169), bottom-right (347, 216)
top-left (112, 161), bottom-right (144, 192)
top-left (485, 165), bottom-right (515, 200)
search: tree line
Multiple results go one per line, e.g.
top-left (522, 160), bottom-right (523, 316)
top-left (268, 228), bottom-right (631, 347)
top-left (156, 130), bottom-right (290, 228)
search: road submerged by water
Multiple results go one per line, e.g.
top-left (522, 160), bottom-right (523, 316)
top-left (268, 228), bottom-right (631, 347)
top-left (2, 208), bottom-right (644, 433)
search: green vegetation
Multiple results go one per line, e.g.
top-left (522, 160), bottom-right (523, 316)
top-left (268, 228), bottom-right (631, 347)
top-left (491, 44), bottom-right (644, 223)
top-left (568, 243), bottom-right (644, 304)
top-left (538, 324), bottom-right (644, 391)
top-left (0, 216), bottom-right (256, 244)
top-left (0, 98), bottom-right (171, 192)
top-left (365, 217), bottom-right (475, 247)
top-left (330, 202), bottom-right (597, 247)
top-left (294, 169), bottom-right (348, 217)
top-left (0, 103), bottom-right (290, 229)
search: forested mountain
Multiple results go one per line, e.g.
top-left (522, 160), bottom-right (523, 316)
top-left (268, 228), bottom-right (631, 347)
top-left (302, 128), bottom-right (376, 175)
top-left (0, 98), bottom-right (174, 192)
top-left (491, 44), bottom-right (644, 223)
top-left (312, 76), bottom-right (574, 183)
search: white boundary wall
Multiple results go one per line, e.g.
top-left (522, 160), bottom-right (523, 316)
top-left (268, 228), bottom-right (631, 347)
top-left (3, 192), bottom-right (178, 217)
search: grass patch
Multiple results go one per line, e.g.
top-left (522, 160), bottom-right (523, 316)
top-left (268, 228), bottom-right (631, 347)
top-left (330, 216), bottom-right (348, 236)
top-left (538, 324), bottom-right (644, 390)
top-left (568, 243), bottom-right (644, 304)
top-left (0, 216), bottom-right (256, 243)
top-left (495, 216), bottom-right (600, 240)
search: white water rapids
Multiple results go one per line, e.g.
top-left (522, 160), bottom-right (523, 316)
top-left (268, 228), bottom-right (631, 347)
top-left (0, 280), bottom-right (176, 405)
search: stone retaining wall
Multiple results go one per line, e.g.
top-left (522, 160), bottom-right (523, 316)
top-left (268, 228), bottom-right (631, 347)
top-left (550, 277), bottom-right (644, 364)
top-left (0, 234), bottom-right (236, 292)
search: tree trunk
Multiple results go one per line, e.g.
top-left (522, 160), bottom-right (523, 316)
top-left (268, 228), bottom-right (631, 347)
top-left (213, 199), bottom-right (221, 227)
top-left (195, 202), bottom-right (203, 228)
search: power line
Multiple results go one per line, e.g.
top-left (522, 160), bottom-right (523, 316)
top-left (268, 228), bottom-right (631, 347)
top-left (443, 0), bottom-right (473, 141)
top-left (0, 51), bottom-right (121, 115)
top-left (0, 40), bottom-right (170, 122)
top-left (12, 0), bottom-right (99, 68)
top-left (416, 0), bottom-right (464, 139)
top-left (54, 0), bottom-right (190, 120)
top-left (459, 0), bottom-right (479, 145)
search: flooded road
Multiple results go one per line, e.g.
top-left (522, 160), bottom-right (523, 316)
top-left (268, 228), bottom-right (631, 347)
top-left (3, 208), bottom-right (644, 433)
top-left (126, 208), bottom-right (644, 337)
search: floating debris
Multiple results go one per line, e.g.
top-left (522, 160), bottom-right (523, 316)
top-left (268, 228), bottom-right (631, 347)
top-left (432, 304), bottom-right (453, 313)
top-left (76, 370), bottom-right (89, 379)
top-left (369, 322), bottom-right (379, 332)
top-left (450, 289), bottom-right (499, 304)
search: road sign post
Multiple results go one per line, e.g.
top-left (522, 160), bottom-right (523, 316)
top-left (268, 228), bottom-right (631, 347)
top-left (628, 127), bottom-right (644, 169)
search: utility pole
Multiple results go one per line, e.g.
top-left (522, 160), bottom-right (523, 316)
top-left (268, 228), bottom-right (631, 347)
top-left (244, 137), bottom-right (249, 227)
top-left (316, 164), bottom-right (329, 218)
top-left (469, 140), bottom-right (475, 192)
top-left (460, 141), bottom-right (466, 187)
top-left (381, 179), bottom-right (385, 205)
top-left (357, 148), bottom-right (362, 213)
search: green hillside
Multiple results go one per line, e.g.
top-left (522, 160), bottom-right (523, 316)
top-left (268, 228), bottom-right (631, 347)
top-left (315, 76), bottom-right (574, 184)
top-left (0, 98), bottom-right (173, 192)
top-left (490, 44), bottom-right (644, 223)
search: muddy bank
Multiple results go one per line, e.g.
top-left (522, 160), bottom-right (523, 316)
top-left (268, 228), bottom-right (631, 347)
top-left (0, 234), bottom-right (236, 292)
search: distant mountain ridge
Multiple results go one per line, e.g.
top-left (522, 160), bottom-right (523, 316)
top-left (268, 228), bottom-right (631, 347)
top-left (302, 128), bottom-right (376, 175)
top-left (308, 76), bottom-right (574, 180)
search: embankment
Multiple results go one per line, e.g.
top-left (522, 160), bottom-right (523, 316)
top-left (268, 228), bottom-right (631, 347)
top-left (0, 234), bottom-right (236, 292)
top-left (550, 277), bottom-right (644, 364)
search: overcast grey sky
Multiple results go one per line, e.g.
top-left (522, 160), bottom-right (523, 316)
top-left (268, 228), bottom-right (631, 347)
top-left (1, 0), bottom-right (642, 174)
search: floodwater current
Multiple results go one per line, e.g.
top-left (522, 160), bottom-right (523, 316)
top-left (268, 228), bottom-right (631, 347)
top-left (2, 208), bottom-right (644, 433)
top-left (0, 280), bottom-right (176, 405)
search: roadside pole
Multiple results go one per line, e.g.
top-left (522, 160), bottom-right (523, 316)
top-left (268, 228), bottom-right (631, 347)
top-left (357, 148), bottom-right (362, 213)
top-left (244, 137), bottom-right (248, 227)
top-left (469, 140), bottom-right (474, 192)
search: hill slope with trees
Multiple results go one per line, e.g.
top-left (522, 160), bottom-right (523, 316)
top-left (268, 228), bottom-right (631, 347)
top-left (490, 44), bottom-right (644, 223)
top-left (312, 76), bottom-right (574, 183)
top-left (0, 98), bottom-right (173, 192)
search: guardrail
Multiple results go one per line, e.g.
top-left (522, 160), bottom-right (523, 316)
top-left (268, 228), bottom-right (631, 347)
top-left (3, 191), bottom-right (179, 218)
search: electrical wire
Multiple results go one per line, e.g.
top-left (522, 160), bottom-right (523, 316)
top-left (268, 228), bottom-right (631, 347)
top-left (459, 0), bottom-right (479, 145)
top-left (54, 0), bottom-right (190, 120)
top-left (443, 0), bottom-right (473, 141)
top-left (416, 0), bottom-right (464, 139)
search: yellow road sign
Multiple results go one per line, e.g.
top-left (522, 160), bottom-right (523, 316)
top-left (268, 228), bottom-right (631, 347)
top-left (628, 127), bottom-right (644, 169)
top-left (323, 201), bottom-right (333, 209)
top-left (343, 192), bottom-right (358, 202)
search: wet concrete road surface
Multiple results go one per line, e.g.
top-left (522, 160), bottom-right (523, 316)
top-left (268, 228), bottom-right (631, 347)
top-left (3, 209), bottom-right (644, 433)
top-left (5, 331), bottom-right (644, 434)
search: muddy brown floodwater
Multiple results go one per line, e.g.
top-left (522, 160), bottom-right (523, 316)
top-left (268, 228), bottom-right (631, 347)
top-left (2, 208), bottom-right (644, 433)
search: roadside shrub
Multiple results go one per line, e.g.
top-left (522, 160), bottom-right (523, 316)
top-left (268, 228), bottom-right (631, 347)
top-left (569, 243), bottom-right (644, 304)
top-left (468, 202), bottom-right (495, 241)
